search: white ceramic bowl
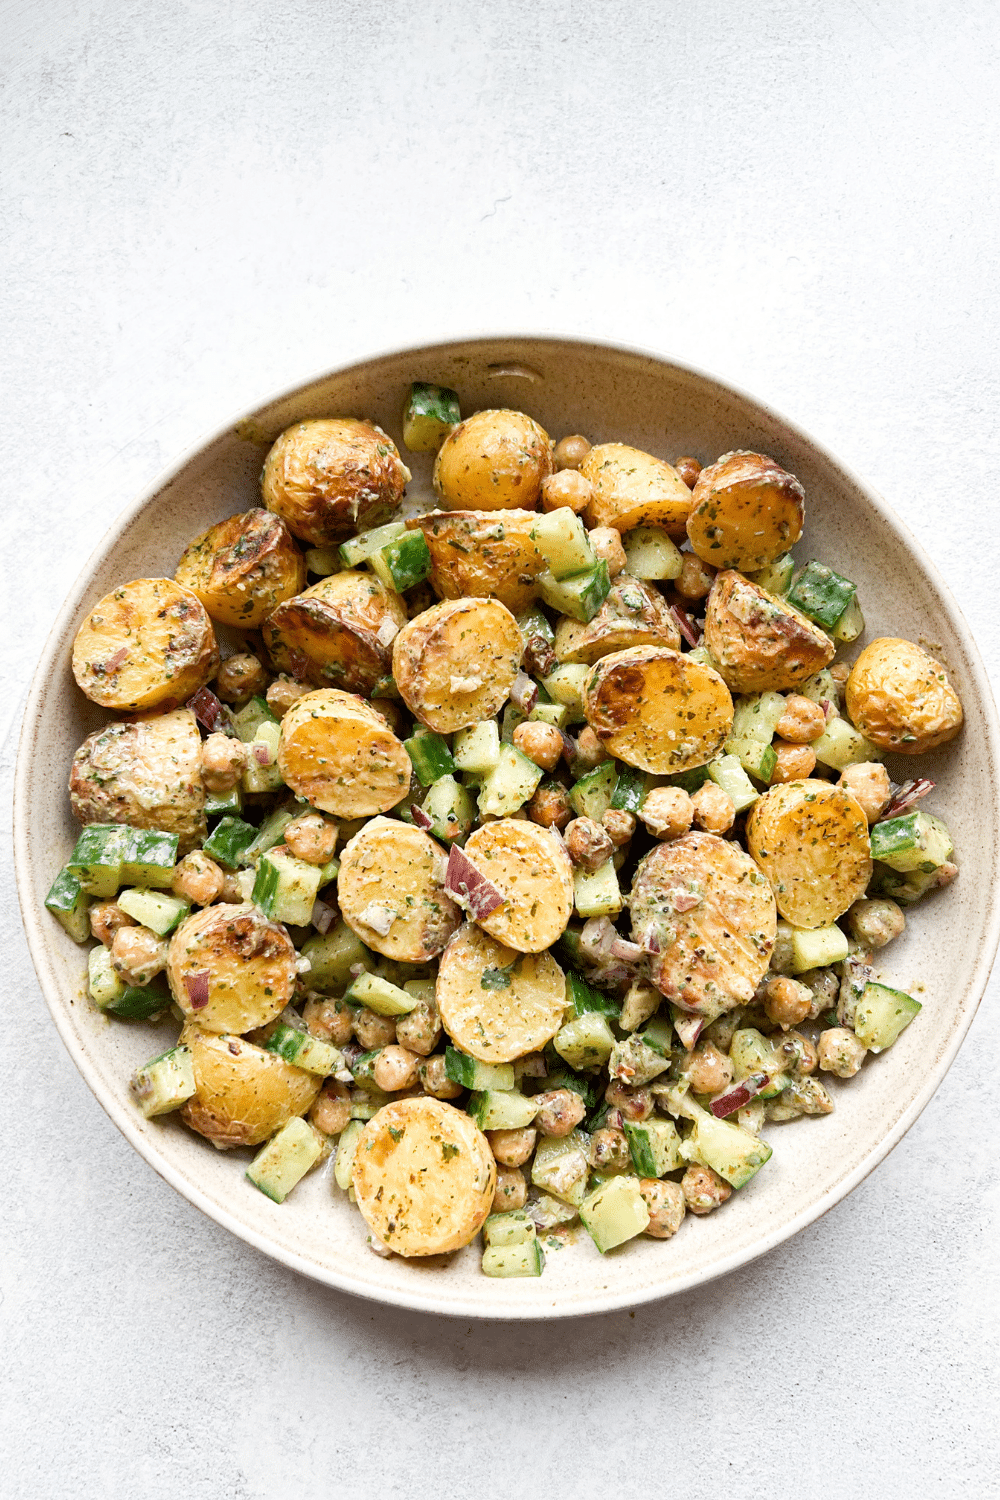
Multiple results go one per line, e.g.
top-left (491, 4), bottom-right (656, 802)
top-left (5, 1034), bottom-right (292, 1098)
top-left (15, 336), bottom-right (1000, 1320)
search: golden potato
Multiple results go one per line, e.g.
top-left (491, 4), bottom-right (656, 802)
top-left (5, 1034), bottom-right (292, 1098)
top-left (846, 638), bottom-right (963, 755)
top-left (746, 779), bottom-right (872, 928)
top-left (72, 577), bottom-right (219, 713)
top-left (168, 902), bottom-right (298, 1033)
top-left (436, 923), bottom-right (567, 1063)
top-left (337, 817), bottom-right (461, 961)
top-left (180, 1025), bottom-right (320, 1149)
top-left (392, 597), bottom-right (523, 733)
top-left (405, 509), bottom-right (547, 613)
top-left (174, 508), bottom-right (306, 628)
top-left (278, 688), bottom-right (412, 817)
top-left (703, 570), bottom-right (834, 694)
top-left (686, 451), bottom-right (805, 571)
top-left (584, 646), bottom-right (733, 774)
top-left (579, 443), bottom-right (694, 538)
top-left (629, 832), bottom-right (777, 1014)
top-left (69, 707), bottom-right (206, 854)
top-left (433, 409), bottom-right (553, 511)
top-left (261, 418), bottom-right (410, 546)
top-left (463, 820), bottom-right (574, 953)
top-left (262, 570), bottom-right (407, 695)
top-left (554, 574), bottom-right (681, 665)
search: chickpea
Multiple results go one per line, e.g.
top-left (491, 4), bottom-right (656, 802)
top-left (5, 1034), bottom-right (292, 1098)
top-left (220, 871), bottom-right (249, 902)
top-left (89, 900), bottom-right (135, 947)
top-left (640, 1178), bottom-right (686, 1239)
top-left (769, 740), bottom-right (817, 784)
top-left (200, 733), bottom-right (248, 793)
top-left (818, 1027), bottom-right (867, 1079)
top-left (487, 1126), bottom-right (538, 1167)
top-left (776, 1031), bottom-right (818, 1077)
top-left (764, 975), bottom-right (814, 1030)
top-left (527, 781), bottom-right (573, 830)
top-left (681, 1163), bottom-right (732, 1215)
top-left (553, 434), bottom-right (591, 471)
top-left (564, 816), bottom-right (614, 874)
top-left (172, 850), bottom-right (225, 907)
top-left (847, 898), bottom-right (906, 950)
top-left (601, 808), bottom-right (635, 848)
top-left (353, 1007), bottom-right (397, 1049)
top-left (691, 782), bottom-right (735, 834)
top-left (684, 1042), bottom-right (734, 1095)
top-left (418, 1054), bottom-right (463, 1099)
top-left (309, 1079), bottom-right (351, 1135)
top-left (373, 1044), bottom-right (422, 1093)
top-left (590, 1127), bottom-right (631, 1172)
top-left (302, 995), bottom-right (354, 1046)
top-left (839, 762), bottom-right (892, 824)
top-left (215, 653), bottom-right (268, 706)
top-left (674, 456), bottom-right (702, 490)
top-left (605, 1080), bottom-right (653, 1121)
top-left (265, 676), bottom-right (309, 718)
top-left (775, 694), bottom-right (827, 744)
top-left (798, 966), bottom-right (840, 1013)
top-left (512, 721), bottom-right (563, 771)
top-left (284, 813), bottom-right (338, 865)
top-left (110, 925), bottom-right (168, 986)
top-left (588, 527), bottom-right (627, 578)
top-left (533, 1089), bottom-right (586, 1137)
top-left (573, 726), bottom-right (611, 771)
top-left (540, 470), bottom-right (592, 514)
top-left (675, 553), bottom-right (716, 602)
top-left (492, 1166), bottom-right (528, 1213)
top-left (395, 998), bottom-right (442, 1056)
top-left (639, 786), bottom-right (693, 841)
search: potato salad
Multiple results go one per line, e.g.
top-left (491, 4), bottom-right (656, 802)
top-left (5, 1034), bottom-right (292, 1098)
top-left (47, 387), bottom-right (964, 1277)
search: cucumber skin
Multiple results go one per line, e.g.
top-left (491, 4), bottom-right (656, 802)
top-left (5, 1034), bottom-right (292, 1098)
top-left (787, 560), bottom-right (857, 630)
top-left (402, 382), bottom-right (461, 452)
top-left (610, 764), bottom-right (646, 812)
top-left (405, 731), bottom-right (457, 786)
top-left (481, 1241), bottom-right (544, 1278)
top-left (203, 816), bottom-right (259, 869)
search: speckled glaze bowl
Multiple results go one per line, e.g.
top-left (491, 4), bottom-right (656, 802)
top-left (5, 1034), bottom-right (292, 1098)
top-left (15, 337), bottom-right (1000, 1319)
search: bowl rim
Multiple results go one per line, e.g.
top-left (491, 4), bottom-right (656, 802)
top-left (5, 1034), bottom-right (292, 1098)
top-left (15, 332), bottom-right (1000, 1320)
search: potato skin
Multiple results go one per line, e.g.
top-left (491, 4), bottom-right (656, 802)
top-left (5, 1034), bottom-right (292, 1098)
top-left (72, 577), bottom-right (219, 713)
top-left (746, 779), bottom-right (872, 928)
top-left (180, 1025), bottom-right (320, 1149)
top-left (392, 597), bottom-right (523, 733)
top-left (337, 817), bottom-right (461, 961)
top-left (584, 646), bottom-right (733, 774)
top-left (261, 418), bottom-right (410, 546)
top-left (277, 688), bottom-right (411, 817)
top-left (69, 707), bottom-right (206, 854)
top-left (406, 509), bottom-right (547, 614)
top-left (262, 570), bottom-right (407, 695)
top-left (846, 638), bottom-right (963, 755)
top-left (686, 450), bottom-right (805, 571)
top-left (433, 409), bottom-right (553, 511)
top-left (703, 570), bottom-right (834, 694)
top-left (174, 508), bottom-right (306, 629)
top-left (554, 574), bottom-right (681, 665)
top-left (579, 444), bottom-right (694, 538)
top-left (167, 901), bottom-right (298, 1033)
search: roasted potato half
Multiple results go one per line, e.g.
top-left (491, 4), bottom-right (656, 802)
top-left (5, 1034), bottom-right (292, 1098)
top-left (629, 832), bottom-right (777, 1015)
top-left (463, 820), bottom-right (574, 953)
top-left (353, 1098), bottom-right (496, 1256)
top-left (69, 707), bottom-right (206, 853)
top-left (337, 817), bottom-right (461, 962)
top-left (686, 450), bottom-right (805, 571)
top-left (278, 688), bottom-right (411, 817)
top-left (436, 922), bottom-right (567, 1063)
top-left (393, 597), bottom-right (523, 733)
top-left (406, 509), bottom-right (547, 614)
top-left (433, 408), bottom-right (553, 511)
top-left (262, 570), bottom-right (407, 695)
top-left (746, 779), bottom-right (872, 928)
top-left (584, 646), bottom-right (733, 774)
top-left (703, 570), bottom-right (835, 694)
top-left (72, 577), bottom-right (219, 713)
top-left (180, 1025), bottom-right (320, 1149)
top-left (846, 638), bottom-right (963, 755)
top-left (579, 443), bottom-right (694, 538)
top-left (168, 901), bottom-right (298, 1033)
top-left (261, 418), bottom-right (410, 546)
top-left (554, 574), bottom-right (681, 665)
top-left (174, 508), bottom-right (306, 629)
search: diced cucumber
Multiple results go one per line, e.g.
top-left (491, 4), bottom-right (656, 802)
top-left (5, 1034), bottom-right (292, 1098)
top-left (579, 1175), bottom-right (649, 1252)
top-left (130, 1044), bottom-right (196, 1118)
top-left (500, 702), bottom-right (527, 744)
top-left (300, 922), bottom-right (373, 993)
top-left (624, 1118), bottom-right (683, 1178)
top-left (421, 774), bottom-right (475, 842)
top-left (870, 864), bottom-right (948, 906)
top-left (202, 815), bottom-right (259, 870)
top-left (685, 645), bottom-right (722, 671)
top-left (445, 1048), bottom-right (515, 1091)
top-left (372, 675), bottom-right (401, 700)
top-left (831, 593), bottom-right (865, 643)
top-left (610, 763), bottom-right (647, 812)
top-left (482, 1240), bottom-right (545, 1277)
top-left (477, 742), bottom-right (545, 818)
top-left (264, 1022), bottom-right (342, 1076)
top-left (334, 1119), bottom-right (365, 1189)
top-left (252, 847), bottom-right (323, 926)
top-left (729, 1029), bottom-right (791, 1098)
top-left (573, 859), bottom-right (623, 919)
top-left (621, 526), bottom-right (684, 581)
top-left (343, 971), bottom-right (418, 1016)
top-left (528, 699), bottom-right (569, 729)
top-left (230, 695), bottom-right (279, 743)
top-left (517, 607), bottom-right (555, 648)
top-left (304, 546), bottom-right (342, 576)
top-left (527, 1191), bottom-right (580, 1229)
top-left (482, 1210), bottom-right (536, 1248)
top-left (369, 530), bottom-right (432, 592)
top-left (116, 887), bottom-right (190, 936)
top-left (569, 760), bottom-right (617, 821)
top-left (242, 721), bottom-right (284, 794)
top-left (566, 971), bottom-right (621, 1021)
top-left (247, 1116), bottom-right (324, 1203)
top-left (727, 737), bottom-right (777, 784)
top-left (639, 1015), bottom-right (674, 1055)
top-left (452, 720), bottom-right (501, 778)
top-left (89, 946), bottom-right (170, 1019)
top-left (242, 806), bottom-right (296, 864)
top-left (553, 1012), bottom-right (617, 1071)
top-left (405, 730), bottom-right (456, 786)
top-left (667, 764), bottom-right (712, 794)
top-left (854, 982), bottom-right (921, 1052)
top-left (619, 978), bottom-right (662, 1032)
top-left (812, 716), bottom-right (883, 771)
top-left (608, 1033), bottom-right (669, 1088)
top-left (537, 561), bottom-right (611, 623)
top-left (679, 1098), bottom-right (773, 1189)
top-left (747, 552), bottom-right (795, 595)
top-left (529, 509), bottom-right (596, 580)
top-left (786, 560), bottom-right (858, 631)
top-left (402, 381), bottom-right (461, 452)
top-left (88, 944), bottom-right (125, 1007)
top-left (204, 786), bottom-right (243, 817)
top-left (350, 1048), bottom-right (382, 1086)
top-left (869, 812), bottom-right (953, 873)
top-left (788, 923), bottom-right (849, 972)
top-left (339, 521), bottom-right (408, 568)
top-left (799, 668), bottom-right (844, 710)
top-left (539, 663), bottom-right (591, 721)
top-left (707, 753), bottom-right (759, 812)
top-left (468, 1089), bottom-right (539, 1130)
top-left (67, 824), bottom-right (132, 898)
top-left (531, 1130), bottom-right (591, 1206)
top-left (729, 691), bottom-right (787, 747)
top-left (122, 828), bottom-right (180, 889)
top-left (45, 868), bottom-right (90, 943)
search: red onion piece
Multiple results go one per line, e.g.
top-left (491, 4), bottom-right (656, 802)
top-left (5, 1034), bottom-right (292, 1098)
top-left (609, 937), bottom-right (644, 965)
top-left (671, 1012), bottom-right (704, 1050)
top-left (187, 686), bottom-right (228, 733)
top-left (311, 898), bottom-right (336, 935)
top-left (881, 778), bottom-right (935, 820)
top-left (253, 742), bottom-right (273, 766)
top-left (348, 962), bottom-right (367, 979)
top-left (445, 845), bottom-right (504, 920)
top-left (670, 604), bottom-right (701, 648)
top-left (103, 646), bottom-right (129, 674)
top-left (183, 971), bottom-right (210, 1010)
top-left (411, 805), bottom-right (433, 831)
top-left (820, 697), bottom-right (836, 722)
top-left (287, 649), bottom-right (310, 682)
top-left (559, 730), bottom-right (577, 766)
top-left (603, 1108), bottom-right (625, 1132)
top-left (709, 1072), bottom-right (769, 1118)
top-left (670, 888), bottom-right (700, 913)
top-left (510, 671), bottom-right (538, 713)
top-left (376, 617), bottom-right (399, 649)
top-left (580, 916), bottom-right (617, 962)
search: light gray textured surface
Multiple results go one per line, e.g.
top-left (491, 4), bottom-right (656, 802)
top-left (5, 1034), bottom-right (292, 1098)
top-left (2, 1), bottom-right (998, 1495)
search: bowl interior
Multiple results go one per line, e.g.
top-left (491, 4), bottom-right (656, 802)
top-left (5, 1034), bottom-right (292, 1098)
top-left (16, 336), bottom-right (1000, 1318)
